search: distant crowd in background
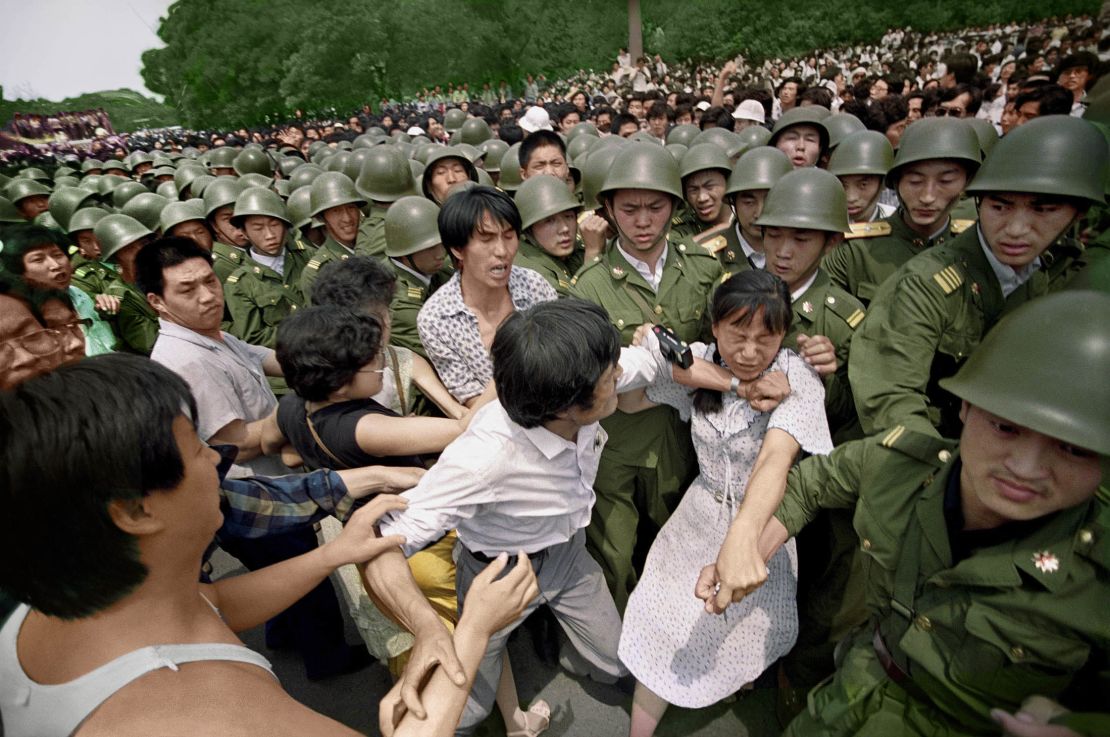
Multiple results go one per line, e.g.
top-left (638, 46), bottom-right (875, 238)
top-left (2, 11), bottom-right (1106, 171)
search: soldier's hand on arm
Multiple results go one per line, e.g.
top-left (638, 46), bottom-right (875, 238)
top-left (746, 371), bottom-right (790, 412)
top-left (796, 333), bottom-right (838, 376)
top-left (94, 293), bottom-right (120, 314)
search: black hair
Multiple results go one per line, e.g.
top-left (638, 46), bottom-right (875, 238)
top-left (693, 270), bottom-right (792, 415)
top-left (276, 306), bottom-right (383, 402)
top-left (1014, 84), bottom-right (1074, 117)
top-left (942, 52), bottom-right (979, 85)
top-left (0, 354), bottom-right (197, 618)
top-left (499, 124), bottom-right (524, 146)
top-left (438, 185), bottom-right (521, 257)
top-left (647, 103), bottom-right (674, 122)
top-left (939, 83), bottom-right (984, 116)
top-left (312, 255), bottom-right (396, 312)
top-left (134, 236), bottom-right (214, 297)
top-left (519, 129), bottom-right (567, 170)
top-left (0, 223), bottom-right (71, 275)
top-left (554, 104), bottom-right (579, 126)
top-left (491, 299), bottom-right (620, 428)
top-left (611, 112), bottom-right (640, 135)
top-left (699, 106), bottom-right (733, 131)
top-left (799, 87), bottom-right (834, 109)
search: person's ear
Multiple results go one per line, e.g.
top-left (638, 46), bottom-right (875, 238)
top-left (147, 292), bottom-right (166, 315)
top-left (959, 400), bottom-right (970, 425)
top-left (108, 496), bottom-right (165, 537)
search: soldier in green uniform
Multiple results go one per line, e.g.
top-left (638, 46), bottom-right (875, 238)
top-left (823, 118), bottom-right (982, 305)
top-left (849, 116), bottom-right (1106, 439)
top-left (513, 174), bottom-right (583, 297)
top-left (160, 199), bottom-right (214, 252)
top-left (46, 186), bottom-right (97, 234)
top-left (694, 146), bottom-right (794, 276)
top-left (94, 214), bottom-right (159, 354)
top-left (121, 192), bottom-right (171, 235)
top-left (207, 146), bottom-right (239, 177)
top-left (675, 143), bottom-right (734, 242)
top-left (223, 187), bottom-right (311, 348)
top-left (769, 106), bottom-right (831, 169)
top-left (202, 177), bottom-right (249, 281)
top-left (706, 290), bottom-right (1110, 737)
top-left (571, 143), bottom-right (723, 611)
top-left (826, 130), bottom-right (896, 225)
top-left (68, 207), bottom-right (113, 296)
top-left (383, 195), bottom-right (448, 358)
top-left (299, 172), bottom-right (367, 300)
top-left (354, 145), bottom-right (419, 259)
top-left (5, 179), bottom-right (51, 221)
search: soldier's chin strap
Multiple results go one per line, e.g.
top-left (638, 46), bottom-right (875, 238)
top-left (603, 197), bottom-right (675, 254)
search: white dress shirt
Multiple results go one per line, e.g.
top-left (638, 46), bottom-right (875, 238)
top-left (978, 226), bottom-right (1040, 298)
top-left (616, 243), bottom-right (668, 291)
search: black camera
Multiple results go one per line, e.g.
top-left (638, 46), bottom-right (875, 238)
top-left (652, 324), bottom-right (693, 369)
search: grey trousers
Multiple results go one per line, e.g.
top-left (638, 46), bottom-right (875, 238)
top-left (453, 529), bottom-right (627, 735)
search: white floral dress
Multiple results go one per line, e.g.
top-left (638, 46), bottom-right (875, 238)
top-left (618, 343), bottom-right (833, 708)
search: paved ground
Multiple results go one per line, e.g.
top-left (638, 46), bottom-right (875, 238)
top-left (214, 548), bottom-right (786, 737)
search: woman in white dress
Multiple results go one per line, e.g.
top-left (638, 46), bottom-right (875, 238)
top-left (617, 270), bottom-right (833, 737)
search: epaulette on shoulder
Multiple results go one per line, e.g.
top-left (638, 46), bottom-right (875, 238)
top-left (822, 289), bottom-right (865, 329)
top-left (877, 425), bottom-right (957, 467)
top-left (693, 220), bottom-right (732, 242)
top-left (715, 271), bottom-right (735, 288)
top-left (950, 219), bottom-right (976, 235)
top-left (74, 264), bottom-right (97, 278)
top-left (569, 255), bottom-right (605, 286)
top-left (845, 221), bottom-right (892, 239)
top-left (931, 264), bottom-right (964, 295)
top-left (225, 271), bottom-right (241, 284)
top-left (406, 285), bottom-right (424, 299)
top-left (674, 239), bottom-right (717, 260)
top-left (698, 234), bottom-right (728, 254)
top-left (306, 258), bottom-right (322, 271)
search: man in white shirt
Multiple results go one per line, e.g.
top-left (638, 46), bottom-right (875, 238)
top-left (382, 299), bottom-right (652, 734)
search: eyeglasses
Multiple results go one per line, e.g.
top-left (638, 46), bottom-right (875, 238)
top-left (934, 107), bottom-right (965, 118)
top-left (357, 352), bottom-right (387, 375)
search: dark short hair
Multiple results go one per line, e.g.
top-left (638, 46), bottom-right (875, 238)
top-left (312, 255), bottom-right (396, 311)
top-left (0, 354), bottom-right (197, 618)
top-left (134, 236), bottom-right (214, 297)
top-left (492, 299), bottom-right (620, 428)
top-left (939, 83), bottom-right (984, 115)
top-left (694, 270), bottom-right (792, 414)
top-left (519, 129), bottom-right (567, 170)
top-left (942, 53), bottom-right (979, 85)
top-left (647, 103), bottom-right (673, 122)
top-left (438, 185), bottom-right (521, 256)
top-left (276, 306), bottom-right (383, 402)
top-left (554, 104), bottom-right (579, 125)
top-left (0, 223), bottom-right (70, 275)
top-left (799, 86), bottom-right (833, 109)
top-left (1014, 84), bottom-right (1074, 117)
top-left (611, 112), bottom-right (639, 134)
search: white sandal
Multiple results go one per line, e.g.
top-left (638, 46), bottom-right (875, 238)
top-left (507, 699), bottom-right (551, 737)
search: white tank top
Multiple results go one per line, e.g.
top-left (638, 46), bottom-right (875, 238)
top-left (0, 602), bottom-right (277, 737)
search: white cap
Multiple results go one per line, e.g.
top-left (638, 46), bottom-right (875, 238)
top-left (695, 100), bottom-right (711, 112)
top-left (732, 99), bottom-right (766, 123)
top-left (519, 106), bottom-right (553, 133)
top-left (406, 126), bottom-right (426, 136)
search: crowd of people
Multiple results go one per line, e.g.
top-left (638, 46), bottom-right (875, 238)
top-left (1, 9), bottom-right (1109, 737)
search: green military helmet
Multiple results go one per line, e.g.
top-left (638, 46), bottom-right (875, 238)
top-left (0, 197), bottom-right (24, 223)
top-left (737, 125), bottom-right (772, 149)
top-left (18, 167), bottom-right (53, 183)
top-left (233, 148), bottom-right (274, 177)
top-left (98, 175), bottom-right (124, 198)
top-left (160, 199), bottom-right (208, 233)
top-left (411, 135), bottom-right (432, 146)
top-left (691, 127), bottom-right (741, 155)
top-left (498, 143), bottom-right (524, 192)
top-left (324, 150), bottom-right (352, 174)
top-left (726, 146), bottom-right (793, 196)
top-left (628, 130), bottom-right (658, 145)
top-left (127, 151), bottom-right (153, 169)
top-left (966, 116), bottom-right (1107, 205)
top-left (476, 168), bottom-right (495, 187)
top-left (289, 164), bottom-right (324, 192)
top-left (390, 130), bottom-right (411, 144)
top-left (965, 117), bottom-right (999, 157)
top-left (679, 143), bottom-right (733, 181)
top-left (122, 192), bottom-right (171, 232)
top-left (567, 134), bottom-right (599, 164)
top-left (356, 146), bottom-right (418, 203)
top-left (276, 156), bottom-right (306, 178)
top-left (274, 179), bottom-right (291, 197)
top-left (384, 196), bottom-right (442, 258)
top-left (156, 181), bottom-right (179, 200)
top-left (102, 160), bottom-right (130, 176)
top-left (33, 211), bottom-right (63, 231)
top-left (478, 139), bottom-right (509, 172)
top-left (455, 143), bottom-right (486, 164)
top-left (79, 174), bottom-right (103, 195)
top-left (459, 118), bottom-right (494, 145)
top-left (414, 143), bottom-right (439, 165)
top-left (939, 290), bottom-right (1110, 455)
top-left (666, 124), bottom-right (701, 147)
top-left (515, 174), bottom-right (580, 231)
top-left (5, 178), bottom-right (52, 204)
top-left (343, 149), bottom-right (370, 182)
top-left (190, 174), bottom-right (216, 199)
top-left (53, 165), bottom-right (79, 180)
top-left (150, 166), bottom-right (177, 180)
top-left (309, 171), bottom-right (366, 217)
top-left (421, 147), bottom-right (479, 201)
top-left (444, 108), bottom-right (467, 133)
top-left (238, 173), bottom-right (273, 190)
top-left (0, 172), bottom-right (13, 189)
top-left (231, 186), bottom-right (290, 228)
top-left (47, 187), bottom-right (98, 231)
top-left (307, 140), bottom-right (329, 155)
top-left (54, 176), bottom-right (81, 189)
top-left (823, 112), bottom-right (866, 149)
top-left (286, 187), bottom-right (319, 231)
top-left (173, 164), bottom-right (208, 196)
top-left (826, 130), bottom-right (895, 177)
top-left (94, 214), bottom-right (153, 262)
top-left (599, 142), bottom-right (683, 202)
top-left (755, 167), bottom-right (850, 233)
top-left (207, 146), bottom-right (239, 171)
top-left (409, 159), bottom-right (426, 179)
top-left (112, 180), bottom-right (150, 210)
top-left (394, 141), bottom-right (415, 160)
top-left (151, 154), bottom-right (176, 169)
top-left (580, 141), bottom-right (624, 207)
top-left (769, 105), bottom-right (831, 149)
top-left (66, 206), bottom-right (109, 235)
top-left (665, 143), bottom-right (688, 163)
top-left (335, 140), bottom-right (354, 151)
top-left (887, 117), bottom-right (981, 186)
top-left (81, 159), bottom-right (105, 174)
top-left (202, 176), bottom-right (246, 217)
top-left (566, 121), bottom-right (600, 144)
top-left (365, 126), bottom-right (387, 137)
top-left (352, 132), bottom-right (388, 149)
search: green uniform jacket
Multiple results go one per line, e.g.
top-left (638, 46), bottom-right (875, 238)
top-left (785, 270), bottom-right (866, 441)
top-left (513, 236), bottom-right (582, 298)
top-left (211, 240), bottom-right (247, 283)
top-left (71, 259), bottom-right (116, 298)
top-left (848, 228), bottom-right (1083, 438)
top-left (668, 207), bottom-right (700, 241)
top-left (105, 277), bottom-right (159, 354)
top-left (299, 236), bottom-right (354, 303)
top-left (777, 428), bottom-right (1110, 737)
top-left (689, 218), bottom-right (753, 276)
top-left (356, 205), bottom-right (388, 259)
top-left (823, 213), bottom-right (970, 306)
top-left (224, 244), bottom-right (311, 348)
top-left (387, 260), bottom-right (449, 359)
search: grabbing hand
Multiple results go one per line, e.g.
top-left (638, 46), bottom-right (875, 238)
top-left (796, 333), bottom-right (837, 377)
top-left (380, 618), bottom-right (467, 732)
top-left (324, 495), bottom-right (407, 567)
top-left (579, 212), bottom-right (612, 263)
top-left (747, 370), bottom-right (790, 412)
top-left (631, 322), bottom-right (655, 347)
top-left (713, 535), bottom-right (769, 612)
top-left (94, 294), bottom-right (121, 314)
top-left (461, 551), bottom-right (540, 637)
top-left (366, 466), bottom-right (426, 496)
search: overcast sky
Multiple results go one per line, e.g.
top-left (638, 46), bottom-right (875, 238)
top-left (0, 0), bottom-right (173, 101)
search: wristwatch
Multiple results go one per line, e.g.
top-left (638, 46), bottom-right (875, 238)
top-left (729, 376), bottom-right (741, 396)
